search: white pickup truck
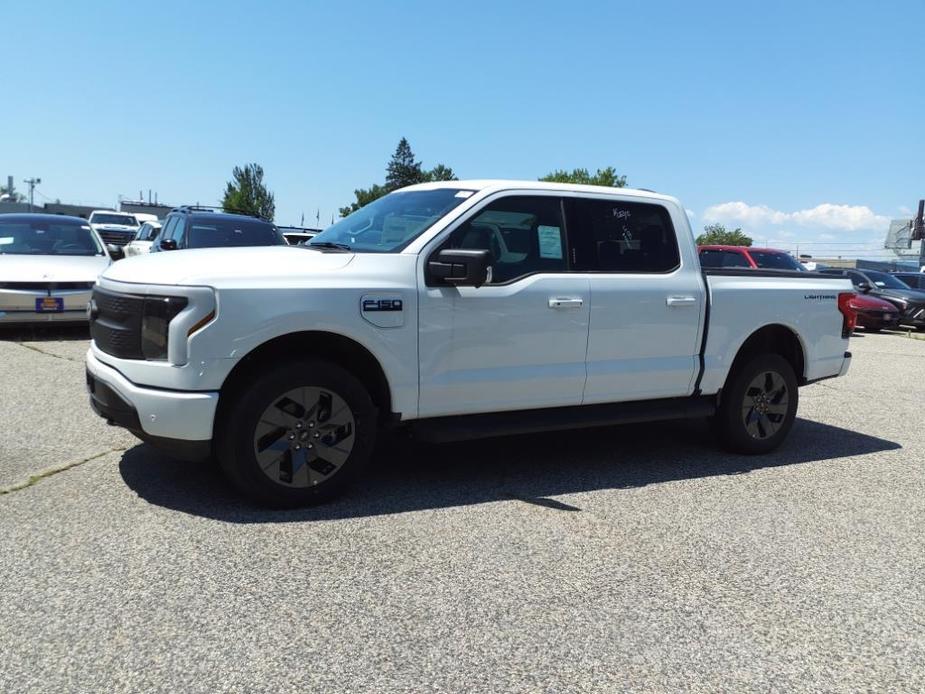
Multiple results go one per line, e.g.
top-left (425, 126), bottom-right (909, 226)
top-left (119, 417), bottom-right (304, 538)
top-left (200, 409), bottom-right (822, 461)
top-left (86, 181), bottom-right (855, 506)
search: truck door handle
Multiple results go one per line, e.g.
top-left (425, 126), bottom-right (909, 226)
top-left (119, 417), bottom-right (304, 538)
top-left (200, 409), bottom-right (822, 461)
top-left (548, 297), bottom-right (584, 309)
top-left (666, 295), bottom-right (698, 307)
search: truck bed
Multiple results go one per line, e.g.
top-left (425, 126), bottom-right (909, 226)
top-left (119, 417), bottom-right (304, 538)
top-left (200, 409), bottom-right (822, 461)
top-left (698, 269), bottom-right (853, 394)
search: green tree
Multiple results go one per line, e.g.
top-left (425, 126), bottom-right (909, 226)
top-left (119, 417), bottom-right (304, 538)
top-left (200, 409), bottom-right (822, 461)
top-left (539, 166), bottom-right (627, 188)
top-left (0, 180), bottom-right (25, 202)
top-left (385, 137), bottom-right (426, 189)
top-left (425, 163), bottom-right (458, 182)
top-left (221, 163), bottom-right (275, 221)
top-left (340, 138), bottom-right (457, 216)
top-left (696, 223), bottom-right (752, 246)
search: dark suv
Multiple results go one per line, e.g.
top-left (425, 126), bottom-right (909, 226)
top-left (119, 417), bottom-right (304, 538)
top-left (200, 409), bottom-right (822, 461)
top-left (819, 268), bottom-right (925, 329)
top-left (151, 206), bottom-right (285, 253)
top-left (892, 272), bottom-right (925, 290)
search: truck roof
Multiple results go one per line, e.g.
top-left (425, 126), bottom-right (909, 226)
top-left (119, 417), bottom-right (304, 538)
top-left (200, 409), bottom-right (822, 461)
top-left (402, 179), bottom-right (681, 206)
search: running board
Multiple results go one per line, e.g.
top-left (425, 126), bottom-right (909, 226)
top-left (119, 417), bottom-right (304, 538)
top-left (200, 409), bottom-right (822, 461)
top-left (408, 395), bottom-right (717, 444)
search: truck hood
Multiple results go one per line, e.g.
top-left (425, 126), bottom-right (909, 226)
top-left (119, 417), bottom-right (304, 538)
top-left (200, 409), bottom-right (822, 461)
top-left (0, 254), bottom-right (110, 282)
top-left (874, 287), bottom-right (925, 305)
top-left (101, 246), bottom-right (356, 286)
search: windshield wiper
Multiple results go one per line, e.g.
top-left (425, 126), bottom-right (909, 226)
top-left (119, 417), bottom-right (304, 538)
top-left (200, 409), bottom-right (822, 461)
top-left (307, 241), bottom-right (353, 252)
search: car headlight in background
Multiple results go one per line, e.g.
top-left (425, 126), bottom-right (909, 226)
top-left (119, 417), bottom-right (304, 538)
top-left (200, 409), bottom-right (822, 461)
top-left (141, 296), bottom-right (188, 360)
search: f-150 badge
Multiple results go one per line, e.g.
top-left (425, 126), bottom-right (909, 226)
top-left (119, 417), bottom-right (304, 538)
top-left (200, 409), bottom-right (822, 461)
top-left (360, 294), bottom-right (404, 328)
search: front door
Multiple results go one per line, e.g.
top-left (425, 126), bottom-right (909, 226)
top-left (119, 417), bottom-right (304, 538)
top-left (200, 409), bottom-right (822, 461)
top-left (418, 194), bottom-right (590, 418)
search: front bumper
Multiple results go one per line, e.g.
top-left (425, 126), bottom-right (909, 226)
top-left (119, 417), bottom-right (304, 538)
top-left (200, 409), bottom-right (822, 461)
top-left (855, 311), bottom-right (900, 330)
top-left (0, 288), bottom-right (92, 324)
top-left (86, 349), bottom-right (218, 455)
top-left (900, 305), bottom-right (925, 327)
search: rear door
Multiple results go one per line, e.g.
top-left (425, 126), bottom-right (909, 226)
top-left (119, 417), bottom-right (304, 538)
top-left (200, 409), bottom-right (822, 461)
top-left (565, 196), bottom-right (704, 404)
top-left (418, 194), bottom-right (590, 417)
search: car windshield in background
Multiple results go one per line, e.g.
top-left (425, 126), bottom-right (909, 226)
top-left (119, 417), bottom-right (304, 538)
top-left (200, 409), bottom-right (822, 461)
top-left (309, 188), bottom-right (474, 253)
top-left (0, 220), bottom-right (104, 256)
top-left (92, 214), bottom-right (137, 226)
top-left (187, 218), bottom-right (282, 248)
top-left (864, 270), bottom-right (910, 289)
top-left (750, 251), bottom-right (805, 271)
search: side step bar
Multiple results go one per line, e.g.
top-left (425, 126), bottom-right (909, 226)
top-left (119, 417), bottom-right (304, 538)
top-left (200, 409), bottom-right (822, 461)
top-left (408, 395), bottom-right (717, 444)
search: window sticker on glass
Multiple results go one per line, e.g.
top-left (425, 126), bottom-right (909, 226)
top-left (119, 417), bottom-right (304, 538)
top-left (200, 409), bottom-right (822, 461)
top-left (454, 190), bottom-right (475, 198)
top-left (537, 225), bottom-right (563, 259)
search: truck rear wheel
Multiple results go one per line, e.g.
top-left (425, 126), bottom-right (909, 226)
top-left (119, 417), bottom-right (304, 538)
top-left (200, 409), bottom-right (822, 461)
top-left (216, 358), bottom-right (377, 507)
top-left (715, 353), bottom-right (798, 454)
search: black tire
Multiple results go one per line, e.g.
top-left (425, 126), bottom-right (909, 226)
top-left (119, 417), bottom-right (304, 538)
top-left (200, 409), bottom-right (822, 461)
top-left (715, 353), bottom-right (798, 455)
top-left (216, 358), bottom-right (377, 507)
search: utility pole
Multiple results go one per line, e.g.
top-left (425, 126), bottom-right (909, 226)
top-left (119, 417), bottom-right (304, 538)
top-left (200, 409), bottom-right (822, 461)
top-left (23, 177), bottom-right (41, 212)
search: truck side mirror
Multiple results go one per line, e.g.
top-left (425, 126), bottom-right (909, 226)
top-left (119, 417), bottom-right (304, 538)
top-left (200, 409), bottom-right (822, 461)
top-left (427, 249), bottom-right (491, 288)
top-left (856, 281), bottom-right (871, 293)
top-left (106, 243), bottom-right (124, 260)
top-left (160, 238), bottom-right (178, 251)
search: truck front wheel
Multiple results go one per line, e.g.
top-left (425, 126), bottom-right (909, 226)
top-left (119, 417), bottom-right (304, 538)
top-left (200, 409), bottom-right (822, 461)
top-left (216, 359), bottom-right (377, 507)
top-left (715, 353), bottom-right (798, 454)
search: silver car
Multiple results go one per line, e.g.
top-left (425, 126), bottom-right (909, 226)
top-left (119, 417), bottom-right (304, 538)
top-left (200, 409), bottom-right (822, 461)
top-left (0, 213), bottom-right (111, 325)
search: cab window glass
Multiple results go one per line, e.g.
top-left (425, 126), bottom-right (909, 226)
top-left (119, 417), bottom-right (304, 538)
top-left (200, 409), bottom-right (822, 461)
top-left (445, 196), bottom-right (566, 283)
top-left (722, 250), bottom-right (751, 267)
top-left (567, 198), bottom-right (680, 272)
top-left (700, 249), bottom-right (750, 268)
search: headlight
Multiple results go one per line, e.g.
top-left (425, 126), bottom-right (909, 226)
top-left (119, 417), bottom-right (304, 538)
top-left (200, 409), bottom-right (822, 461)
top-left (141, 295), bottom-right (188, 360)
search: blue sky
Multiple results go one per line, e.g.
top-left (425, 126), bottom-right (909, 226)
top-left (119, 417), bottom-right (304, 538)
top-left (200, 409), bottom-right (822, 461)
top-left (4, 0), bottom-right (923, 257)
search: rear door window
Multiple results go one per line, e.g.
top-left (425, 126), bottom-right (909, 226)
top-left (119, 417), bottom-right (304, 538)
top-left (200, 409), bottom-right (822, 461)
top-left (566, 198), bottom-right (680, 273)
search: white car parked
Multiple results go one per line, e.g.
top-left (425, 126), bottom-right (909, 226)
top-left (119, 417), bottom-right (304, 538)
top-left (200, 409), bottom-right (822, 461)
top-left (86, 180), bottom-right (855, 506)
top-left (124, 221), bottom-right (162, 258)
top-left (0, 213), bottom-right (111, 324)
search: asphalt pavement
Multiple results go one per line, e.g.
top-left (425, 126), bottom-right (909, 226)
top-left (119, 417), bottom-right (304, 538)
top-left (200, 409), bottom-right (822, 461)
top-left (1, 328), bottom-right (923, 692)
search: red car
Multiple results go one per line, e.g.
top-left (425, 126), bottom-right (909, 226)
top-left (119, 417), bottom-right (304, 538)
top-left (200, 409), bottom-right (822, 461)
top-left (698, 245), bottom-right (806, 271)
top-left (845, 293), bottom-right (900, 332)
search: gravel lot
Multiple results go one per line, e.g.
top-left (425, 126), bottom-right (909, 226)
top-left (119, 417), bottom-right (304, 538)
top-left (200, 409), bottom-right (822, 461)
top-left (1, 328), bottom-right (923, 693)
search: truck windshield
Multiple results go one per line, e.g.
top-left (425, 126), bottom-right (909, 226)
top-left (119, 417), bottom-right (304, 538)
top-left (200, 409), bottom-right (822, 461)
top-left (0, 220), bottom-right (104, 256)
top-left (749, 251), bottom-right (805, 271)
top-left (863, 270), bottom-right (909, 289)
top-left (310, 189), bottom-right (473, 253)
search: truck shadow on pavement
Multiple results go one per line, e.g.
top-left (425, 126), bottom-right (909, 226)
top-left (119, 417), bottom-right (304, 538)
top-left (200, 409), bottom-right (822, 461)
top-left (118, 417), bottom-right (901, 523)
top-left (0, 325), bottom-right (90, 342)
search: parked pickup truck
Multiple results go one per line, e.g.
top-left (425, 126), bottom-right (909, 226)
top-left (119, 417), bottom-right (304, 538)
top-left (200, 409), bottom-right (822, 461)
top-left (85, 181), bottom-right (855, 506)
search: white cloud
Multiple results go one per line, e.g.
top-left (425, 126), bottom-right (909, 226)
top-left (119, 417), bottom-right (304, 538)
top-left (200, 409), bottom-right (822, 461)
top-left (703, 201), bottom-right (889, 232)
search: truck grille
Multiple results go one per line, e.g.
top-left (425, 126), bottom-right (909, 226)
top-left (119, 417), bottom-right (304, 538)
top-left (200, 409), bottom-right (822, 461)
top-left (89, 288), bottom-right (145, 359)
top-left (98, 231), bottom-right (134, 246)
top-left (904, 305), bottom-right (925, 322)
